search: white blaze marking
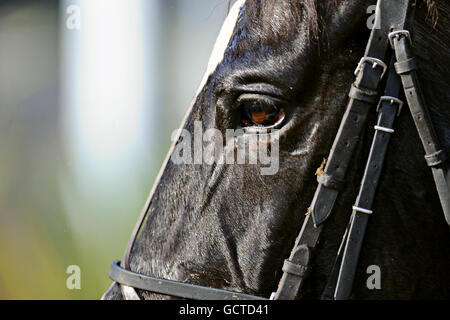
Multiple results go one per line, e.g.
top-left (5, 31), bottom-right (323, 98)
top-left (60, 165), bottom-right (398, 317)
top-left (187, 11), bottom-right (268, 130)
top-left (123, 0), bottom-right (248, 266)
top-left (146, 0), bottom-right (246, 200)
top-left (195, 0), bottom-right (246, 97)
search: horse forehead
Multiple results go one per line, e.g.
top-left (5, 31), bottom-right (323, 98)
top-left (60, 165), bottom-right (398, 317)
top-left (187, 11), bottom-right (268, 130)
top-left (193, 0), bottom-right (246, 99)
top-left (240, 0), bottom-right (304, 42)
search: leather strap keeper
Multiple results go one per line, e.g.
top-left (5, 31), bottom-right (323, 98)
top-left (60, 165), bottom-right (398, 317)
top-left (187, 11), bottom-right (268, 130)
top-left (348, 84), bottom-right (379, 104)
top-left (317, 173), bottom-right (346, 191)
top-left (282, 259), bottom-right (308, 277)
top-left (394, 57), bottom-right (418, 75)
top-left (425, 149), bottom-right (447, 167)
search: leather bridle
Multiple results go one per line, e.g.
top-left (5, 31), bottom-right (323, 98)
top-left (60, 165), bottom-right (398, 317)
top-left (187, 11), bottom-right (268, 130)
top-left (109, 0), bottom-right (449, 300)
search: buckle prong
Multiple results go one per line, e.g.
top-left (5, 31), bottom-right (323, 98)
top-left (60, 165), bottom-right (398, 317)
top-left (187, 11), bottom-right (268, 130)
top-left (376, 96), bottom-right (404, 117)
top-left (354, 57), bottom-right (388, 80)
top-left (388, 30), bottom-right (412, 48)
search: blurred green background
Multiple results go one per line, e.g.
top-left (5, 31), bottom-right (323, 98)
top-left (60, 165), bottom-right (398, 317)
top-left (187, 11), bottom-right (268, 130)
top-left (0, 0), bottom-right (232, 299)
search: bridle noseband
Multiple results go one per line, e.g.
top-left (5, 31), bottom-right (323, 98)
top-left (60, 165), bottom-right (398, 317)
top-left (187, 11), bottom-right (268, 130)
top-left (109, 0), bottom-right (449, 300)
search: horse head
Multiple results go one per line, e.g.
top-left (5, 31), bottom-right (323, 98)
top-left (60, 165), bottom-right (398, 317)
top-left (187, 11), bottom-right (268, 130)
top-left (103, 0), bottom-right (450, 300)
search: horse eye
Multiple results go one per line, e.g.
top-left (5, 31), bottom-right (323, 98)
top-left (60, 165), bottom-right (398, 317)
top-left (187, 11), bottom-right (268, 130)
top-left (240, 100), bottom-right (285, 128)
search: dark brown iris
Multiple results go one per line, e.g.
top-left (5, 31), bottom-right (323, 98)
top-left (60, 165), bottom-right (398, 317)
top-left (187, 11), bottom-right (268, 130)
top-left (241, 100), bottom-right (284, 127)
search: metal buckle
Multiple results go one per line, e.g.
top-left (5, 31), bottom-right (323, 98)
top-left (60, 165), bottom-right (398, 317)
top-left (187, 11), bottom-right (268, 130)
top-left (388, 30), bottom-right (412, 48)
top-left (376, 96), bottom-right (404, 117)
top-left (354, 57), bottom-right (388, 80)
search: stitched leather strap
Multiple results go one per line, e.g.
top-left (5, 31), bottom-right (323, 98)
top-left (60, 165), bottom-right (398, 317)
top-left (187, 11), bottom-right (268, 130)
top-left (109, 260), bottom-right (266, 300)
top-left (310, 0), bottom-right (411, 226)
top-left (392, 31), bottom-right (450, 225)
top-left (333, 56), bottom-right (403, 300)
top-left (274, 0), bottom-right (412, 301)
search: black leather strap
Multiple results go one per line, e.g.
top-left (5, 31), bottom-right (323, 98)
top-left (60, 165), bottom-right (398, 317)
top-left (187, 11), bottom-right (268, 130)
top-left (274, 0), bottom-right (412, 301)
top-left (333, 56), bottom-right (403, 300)
top-left (310, 0), bottom-right (411, 226)
top-left (348, 84), bottom-right (379, 104)
top-left (109, 260), bottom-right (266, 300)
top-left (320, 216), bottom-right (352, 300)
top-left (391, 31), bottom-right (450, 225)
top-left (274, 217), bottom-right (317, 299)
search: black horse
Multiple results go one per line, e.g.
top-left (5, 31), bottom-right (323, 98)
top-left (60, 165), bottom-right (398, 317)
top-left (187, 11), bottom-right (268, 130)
top-left (103, 0), bottom-right (450, 299)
